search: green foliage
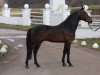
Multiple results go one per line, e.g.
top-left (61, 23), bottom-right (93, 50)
top-left (11, 8), bottom-right (22, 17)
top-left (7, 0), bottom-right (100, 8)
top-left (79, 39), bottom-right (100, 51)
top-left (85, 39), bottom-right (100, 47)
top-left (0, 23), bottom-right (38, 31)
top-left (0, 50), bottom-right (10, 60)
top-left (7, 0), bottom-right (48, 8)
top-left (0, 42), bottom-right (10, 60)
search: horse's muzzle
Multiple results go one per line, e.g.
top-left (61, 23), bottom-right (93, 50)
top-left (86, 18), bottom-right (92, 24)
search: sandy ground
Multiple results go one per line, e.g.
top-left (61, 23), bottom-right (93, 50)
top-left (0, 29), bottom-right (100, 75)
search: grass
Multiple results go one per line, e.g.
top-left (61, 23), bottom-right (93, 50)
top-left (78, 38), bottom-right (100, 51)
top-left (0, 41), bottom-right (10, 60)
top-left (10, 8), bottom-right (22, 16)
top-left (0, 23), bottom-right (36, 31)
top-left (0, 8), bottom-right (43, 16)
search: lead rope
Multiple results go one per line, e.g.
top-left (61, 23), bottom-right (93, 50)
top-left (88, 24), bottom-right (100, 32)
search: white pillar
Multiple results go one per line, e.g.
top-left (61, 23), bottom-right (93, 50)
top-left (22, 4), bottom-right (31, 18)
top-left (22, 4), bottom-right (31, 26)
top-left (2, 4), bottom-right (11, 17)
top-left (50, 0), bottom-right (65, 14)
top-left (43, 4), bottom-right (50, 25)
top-left (86, 10), bottom-right (92, 16)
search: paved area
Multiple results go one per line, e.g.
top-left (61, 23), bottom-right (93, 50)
top-left (0, 29), bottom-right (26, 35)
top-left (0, 29), bottom-right (100, 75)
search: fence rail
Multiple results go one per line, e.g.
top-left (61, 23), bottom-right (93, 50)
top-left (91, 15), bottom-right (100, 27)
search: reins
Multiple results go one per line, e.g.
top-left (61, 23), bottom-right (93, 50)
top-left (88, 24), bottom-right (100, 32)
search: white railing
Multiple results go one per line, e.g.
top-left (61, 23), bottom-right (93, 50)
top-left (0, 4), bottom-right (31, 26)
top-left (91, 15), bottom-right (100, 27)
top-left (0, 3), bottom-right (99, 39)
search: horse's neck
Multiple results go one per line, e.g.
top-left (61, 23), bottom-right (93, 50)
top-left (60, 13), bottom-right (79, 32)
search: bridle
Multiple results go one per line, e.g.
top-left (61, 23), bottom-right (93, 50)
top-left (79, 5), bottom-right (100, 32)
top-left (88, 23), bottom-right (100, 31)
top-left (86, 17), bottom-right (100, 32)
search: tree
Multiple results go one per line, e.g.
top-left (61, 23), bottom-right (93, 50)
top-left (7, 0), bottom-right (100, 8)
top-left (8, 0), bottom-right (25, 8)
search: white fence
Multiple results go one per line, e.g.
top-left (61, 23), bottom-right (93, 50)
top-left (0, 4), bottom-right (100, 39)
top-left (43, 4), bottom-right (100, 39)
top-left (0, 4), bottom-right (31, 26)
top-left (0, 16), bottom-right (31, 26)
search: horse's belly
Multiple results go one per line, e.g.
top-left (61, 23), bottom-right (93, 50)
top-left (45, 32), bottom-right (75, 42)
top-left (45, 34), bottom-right (65, 42)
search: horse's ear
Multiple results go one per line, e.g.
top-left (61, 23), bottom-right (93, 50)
top-left (81, 6), bottom-right (84, 11)
top-left (81, 5), bottom-right (88, 11)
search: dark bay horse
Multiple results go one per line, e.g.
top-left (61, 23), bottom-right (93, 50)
top-left (25, 6), bottom-right (92, 69)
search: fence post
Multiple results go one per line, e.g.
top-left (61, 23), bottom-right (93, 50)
top-left (86, 10), bottom-right (92, 16)
top-left (22, 4), bottom-right (31, 18)
top-left (2, 4), bottom-right (11, 17)
top-left (63, 4), bottom-right (71, 21)
top-left (43, 4), bottom-right (50, 25)
top-left (22, 4), bottom-right (31, 26)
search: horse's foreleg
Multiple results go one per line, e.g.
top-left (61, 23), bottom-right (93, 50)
top-left (62, 43), bottom-right (67, 66)
top-left (66, 43), bottom-right (73, 67)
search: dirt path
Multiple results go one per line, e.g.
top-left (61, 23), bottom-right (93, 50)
top-left (0, 29), bottom-right (100, 75)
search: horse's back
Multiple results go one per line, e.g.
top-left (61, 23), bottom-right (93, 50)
top-left (30, 25), bottom-right (55, 34)
top-left (28, 25), bottom-right (75, 43)
top-left (28, 25), bottom-right (49, 42)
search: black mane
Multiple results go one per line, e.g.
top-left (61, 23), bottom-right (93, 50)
top-left (59, 11), bottom-right (79, 32)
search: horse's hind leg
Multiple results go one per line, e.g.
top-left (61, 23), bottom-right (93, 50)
top-left (25, 49), bottom-right (31, 69)
top-left (33, 42), bottom-right (42, 67)
top-left (25, 45), bottom-right (34, 69)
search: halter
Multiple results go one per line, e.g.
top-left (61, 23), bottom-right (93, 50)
top-left (88, 24), bottom-right (100, 31)
top-left (82, 5), bottom-right (100, 31)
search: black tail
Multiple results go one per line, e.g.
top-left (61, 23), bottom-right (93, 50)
top-left (26, 28), bottom-right (33, 60)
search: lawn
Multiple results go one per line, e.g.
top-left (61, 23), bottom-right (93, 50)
top-left (78, 39), bottom-right (100, 51)
top-left (0, 8), bottom-right (43, 16)
top-left (0, 41), bottom-right (10, 60)
top-left (0, 23), bottom-right (33, 31)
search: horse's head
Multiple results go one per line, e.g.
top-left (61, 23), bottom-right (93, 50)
top-left (77, 5), bottom-right (92, 24)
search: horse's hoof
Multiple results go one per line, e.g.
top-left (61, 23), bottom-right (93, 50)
top-left (37, 65), bottom-right (41, 67)
top-left (69, 64), bottom-right (73, 67)
top-left (62, 64), bottom-right (67, 67)
top-left (25, 66), bottom-right (29, 69)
